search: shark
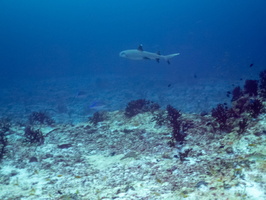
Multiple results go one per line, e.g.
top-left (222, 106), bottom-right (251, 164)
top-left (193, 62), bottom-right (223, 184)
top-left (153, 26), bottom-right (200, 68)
top-left (119, 44), bottom-right (180, 64)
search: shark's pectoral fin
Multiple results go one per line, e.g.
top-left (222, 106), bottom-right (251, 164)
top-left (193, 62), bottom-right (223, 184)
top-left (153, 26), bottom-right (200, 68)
top-left (138, 44), bottom-right (143, 51)
top-left (156, 58), bottom-right (160, 63)
top-left (167, 60), bottom-right (170, 64)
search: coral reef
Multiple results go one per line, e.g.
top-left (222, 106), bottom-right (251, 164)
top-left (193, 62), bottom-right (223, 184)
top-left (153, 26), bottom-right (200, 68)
top-left (211, 71), bottom-right (266, 135)
top-left (244, 79), bottom-right (258, 96)
top-left (247, 99), bottom-right (264, 118)
top-left (178, 148), bottom-right (192, 162)
top-left (28, 111), bottom-right (55, 126)
top-left (124, 99), bottom-right (160, 118)
top-left (0, 134), bottom-right (7, 161)
top-left (231, 86), bottom-right (243, 102)
top-left (0, 104), bottom-right (265, 199)
top-left (259, 69), bottom-right (266, 98)
top-left (166, 105), bottom-right (187, 145)
top-left (23, 126), bottom-right (45, 145)
top-left (0, 118), bottom-right (10, 161)
top-left (211, 103), bottom-right (233, 132)
top-left (89, 111), bottom-right (108, 125)
top-left (151, 110), bottom-right (168, 126)
top-left (238, 118), bottom-right (249, 134)
top-left (231, 96), bottom-right (250, 116)
top-left (1, 70), bottom-right (266, 199)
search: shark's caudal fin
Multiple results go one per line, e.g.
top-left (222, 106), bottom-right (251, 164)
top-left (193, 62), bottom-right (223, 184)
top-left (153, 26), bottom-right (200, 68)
top-left (163, 53), bottom-right (180, 64)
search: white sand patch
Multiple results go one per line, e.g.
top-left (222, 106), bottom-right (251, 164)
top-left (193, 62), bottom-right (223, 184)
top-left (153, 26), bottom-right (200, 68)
top-left (0, 166), bottom-right (50, 199)
top-left (86, 154), bottom-right (124, 170)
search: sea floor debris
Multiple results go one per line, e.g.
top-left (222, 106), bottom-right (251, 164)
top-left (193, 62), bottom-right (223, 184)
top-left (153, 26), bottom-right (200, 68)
top-left (0, 110), bottom-right (265, 200)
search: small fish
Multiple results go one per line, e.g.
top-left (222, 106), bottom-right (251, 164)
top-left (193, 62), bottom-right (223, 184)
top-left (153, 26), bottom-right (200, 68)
top-left (71, 90), bottom-right (88, 104)
top-left (89, 101), bottom-right (106, 110)
top-left (75, 91), bottom-right (87, 98)
top-left (226, 91), bottom-right (231, 97)
top-left (168, 84), bottom-right (172, 87)
top-left (249, 63), bottom-right (254, 67)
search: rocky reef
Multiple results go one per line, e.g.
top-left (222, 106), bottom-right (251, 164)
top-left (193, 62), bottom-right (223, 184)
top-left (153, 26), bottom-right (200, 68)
top-left (0, 102), bottom-right (265, 199)
top-left (0, 70), bottom-right (266, 199)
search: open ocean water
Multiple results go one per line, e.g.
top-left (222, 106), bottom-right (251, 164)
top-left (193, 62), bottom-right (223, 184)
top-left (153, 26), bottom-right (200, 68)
top-left (0, 0), bottom-right (265, 121)
top-left (0, 1), bottom-right (266, 199)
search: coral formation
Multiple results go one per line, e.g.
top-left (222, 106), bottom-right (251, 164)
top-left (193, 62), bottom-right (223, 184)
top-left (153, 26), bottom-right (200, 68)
top-left (247, 99), bottom-right (264, 118)
top-left (124, 99), bottom-right (160, 118)
top-left (28, 111), bottom-right (55, 125)
top-left (259, 69), bottom-right (266, 98)
top-left (231, 96), bottom-right (250, 116)
top-left (89, 111), bottom-right (108, 125)
top-left (0, 118), bottom-right (10, 161)
top-left (211, 103), bottom-right (233, 131)
top-left (1, 71), bottom-right (266, 199)
top-left (151, 110), bottom-right (168, 126)
top-left (166, 105), bottom-right (187, 145)
top-left (23, 126), bottom-right (45, 145)
top-left (231, 86), bottom-right (243, 102)
top-left (244, 79), bottom-right (258, 96)
top-left (237, 118), bottom-right (249, 134)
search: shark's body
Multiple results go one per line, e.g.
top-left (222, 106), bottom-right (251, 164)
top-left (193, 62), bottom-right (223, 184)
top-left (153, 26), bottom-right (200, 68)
top-left (119, 45), bottom-right (180, 64)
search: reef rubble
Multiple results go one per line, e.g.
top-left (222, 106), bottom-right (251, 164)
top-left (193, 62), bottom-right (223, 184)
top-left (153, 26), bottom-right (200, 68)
top-left (0, 109), bottom-right (265, 200)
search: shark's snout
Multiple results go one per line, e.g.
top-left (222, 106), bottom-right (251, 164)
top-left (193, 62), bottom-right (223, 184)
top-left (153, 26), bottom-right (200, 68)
top-left (119, 51), bottom-right (126, 58)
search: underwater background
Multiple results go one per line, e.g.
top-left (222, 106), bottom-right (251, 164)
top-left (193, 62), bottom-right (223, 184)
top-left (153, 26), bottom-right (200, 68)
top-left (0, 0), bottom-right (266, 199)
top-left (1, 0), bottom-right (266, 122)
top-left (1, 0), bottom-right (266, 78)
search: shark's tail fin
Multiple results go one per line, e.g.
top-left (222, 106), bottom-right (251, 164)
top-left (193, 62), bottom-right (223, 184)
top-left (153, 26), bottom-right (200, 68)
top-left (163, 53), bottom-right (180, 64)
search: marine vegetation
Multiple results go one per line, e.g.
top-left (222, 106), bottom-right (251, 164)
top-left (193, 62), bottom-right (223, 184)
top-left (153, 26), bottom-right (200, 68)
top-left (89, 111), bottom-right (108, 125)
top-left (151, 105), bottom-right (193, 146)
top-left (230, 90), bottom-right (264, 119)
top-left (211, 103), bottom-right (234, 132)
top-left (151, 110), bottom-right (168, 126)
top-left (212, 70), bottom-right (266, 133)
top-left (244, 80), bottom-right (258, 96)
top-left (231, 86), bottom-right (243, 102)
top-left (0, 118), bottom-right (11, 161)
top-left (259, 69), bottom-right (266, 98)
top-left (166, 105), bottom-right (187, 146)
top-left (124, 99), bottom-right (160, 118)
top-left (24, 126), bottom-right (45, 145)
top-left (28, 111), bottom-right (55, 125)
top-left (231, 96), bottom-right (250, 116)
top-left (0, 134), bottom-right (7, 161)
top-left (247, 99), bottom-right (264, 118)
top-left (179, 148), bottom-right (192, 162)
top-left (231, 69), bottom-right (266, 101)
top-left (238, 118), bottom-right (249, 134)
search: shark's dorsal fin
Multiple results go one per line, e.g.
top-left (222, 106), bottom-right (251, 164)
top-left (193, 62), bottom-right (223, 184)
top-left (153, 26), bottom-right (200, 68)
top-left (138, 44), bottom-right (143, 51)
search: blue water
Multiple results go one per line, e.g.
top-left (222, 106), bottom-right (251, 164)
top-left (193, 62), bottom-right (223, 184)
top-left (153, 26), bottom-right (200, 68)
top-left (0, 0), bottom-right (266, 122)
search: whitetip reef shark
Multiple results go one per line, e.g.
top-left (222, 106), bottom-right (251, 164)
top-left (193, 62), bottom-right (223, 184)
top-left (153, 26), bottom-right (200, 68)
top-left (119, 44), bottom-right (180, 64)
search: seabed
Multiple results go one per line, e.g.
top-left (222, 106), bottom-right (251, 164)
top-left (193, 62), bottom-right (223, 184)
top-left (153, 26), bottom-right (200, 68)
top-left (0, 76), bottom-right (265, 200)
